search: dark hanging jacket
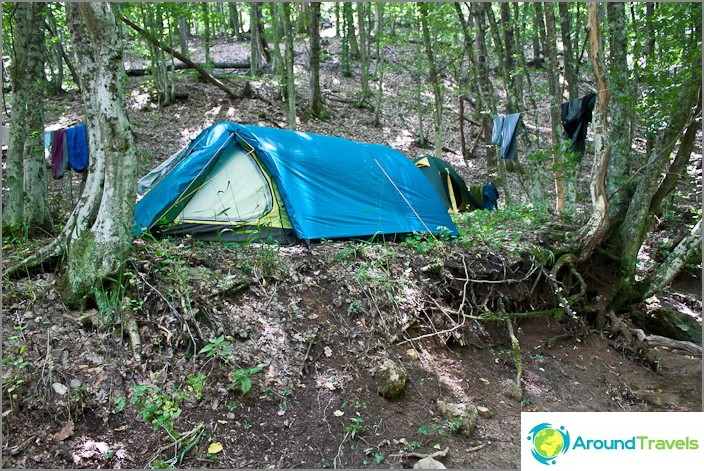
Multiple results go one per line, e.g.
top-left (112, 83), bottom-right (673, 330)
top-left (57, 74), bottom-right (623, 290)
top-left (561, 92), bottom-right (596, 154)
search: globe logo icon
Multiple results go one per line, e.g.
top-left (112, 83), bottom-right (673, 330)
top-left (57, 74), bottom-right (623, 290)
top-left (527, 423), bottom-right (570, 465)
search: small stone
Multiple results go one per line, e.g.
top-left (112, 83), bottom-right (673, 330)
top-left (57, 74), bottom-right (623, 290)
top-left (501, 379), bottom-right (523, 401)
top-left (69, 379), bottom-right (82, 389)
top-left (406, 349), bottom-right (420, 361)
top-left (436, 400), bottom-right (478, 436)
top-left (477, 406), bottom-right (492, 419)
top-left (52, 383), bottom-right (69, 396)
top-left (376, 359), bottom-right (407, 399)
top-left (413, 456), bottom-right (446, 469)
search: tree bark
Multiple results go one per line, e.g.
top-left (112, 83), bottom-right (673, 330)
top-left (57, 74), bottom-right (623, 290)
top-left (125, 61), bottom-right (250, 77)
top-left (558, 3), bottom-right (579, 101)
top-left (639, 219), bottom-right (702, 302)
top-left (615, 67), bottom-right (701, 282)
top-left (228, 3), bottom-right (241, 40)
top-left (357, 2), bottom-right (371, 99)
top-left (249, 2), bottom-right (262, 76)
top-left (308, 2), bottom-right (324, 116)
top-left (282, 2), bottom-right (297, 130)
top-left (537, 2), bottom-right (566, 212)
top-left (63, 2), bottom-right (138, 302)
top-left (372, 3), bottom-right (385, 127)
top-left (578, 3), bottom-right (611, 260)
top-left (605, 2), bottom-right (635, 220)
top-left (200, 2), bottom-right (212, 64)
top-left (3, 2), bottom-right (50, 233)
top-left (418, 2), bottom-right (444, 158)
top-left (344, 2), bottom-right (360, 59)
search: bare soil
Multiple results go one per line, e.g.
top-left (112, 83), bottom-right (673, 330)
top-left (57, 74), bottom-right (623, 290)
top-left (2, 34), bottom-right (702, 469)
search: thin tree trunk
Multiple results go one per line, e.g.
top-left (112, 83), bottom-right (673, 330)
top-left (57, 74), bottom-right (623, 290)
top-left (344, 2), bottom-right (360, 59)
top-left (228, 3), bottom-right (241, 40)
top-left (537, 2), bottom-right (566, 212)
top-left (419, 2), bottom-right (443, 158)
top-left (578, 3), bottom-right (611, 260)
top-left (177, 16), bottom-right (189, 56)
top-left (282, 2), bottom-right (296, 130)
top-left (308, 2), bottom-right (324, 116)
top-left (638, 219), bottom-right (702, 301)
top-left (201, 2), bottom-right (211, 64)
top-left (250, 2), bottom-right (262, 76)
top-left (357, 3), bottom-right (370, 99)
top-left (372, 3), bottom-right (384, 127)
top-left (558, 3), bottom-right (579, 101)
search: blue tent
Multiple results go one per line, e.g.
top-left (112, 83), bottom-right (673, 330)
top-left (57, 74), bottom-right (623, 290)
top-left (134, 122), bottom-right (458, 241)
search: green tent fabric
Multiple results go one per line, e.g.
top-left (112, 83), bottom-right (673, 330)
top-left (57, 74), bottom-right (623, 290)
top-left (413, 155), bottom-right (483, 212)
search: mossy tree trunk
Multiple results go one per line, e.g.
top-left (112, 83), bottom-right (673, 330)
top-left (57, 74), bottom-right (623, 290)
top-left (62, 2), bottom-right (138, 305)
top-left (3, 2), bottom-right (50, 235)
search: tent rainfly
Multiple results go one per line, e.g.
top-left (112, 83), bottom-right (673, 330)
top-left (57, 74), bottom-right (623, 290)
top-left (133, 122), bottom-right (458, 242)
top-left (413, 155), bottom-right (485, 212)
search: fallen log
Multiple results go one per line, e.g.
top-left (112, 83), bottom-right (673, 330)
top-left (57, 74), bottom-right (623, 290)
top-left (126, 61), bottom-right (250, 77)
top-left (117, 14), bottom-right (239, 99)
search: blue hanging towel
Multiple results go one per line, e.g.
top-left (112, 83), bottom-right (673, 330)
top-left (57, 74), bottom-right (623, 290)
top-left (482, 182), bottom-right (500, 210)
top-left (491, 113), bottom-right (521, 160)
top-left (66, 124), bottom-right (89, 172)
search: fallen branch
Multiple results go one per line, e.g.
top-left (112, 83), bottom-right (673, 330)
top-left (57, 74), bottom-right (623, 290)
top-left (126, 61), bottom-right (250, 77)
top-left (117, 14), bottom-right (239, 99)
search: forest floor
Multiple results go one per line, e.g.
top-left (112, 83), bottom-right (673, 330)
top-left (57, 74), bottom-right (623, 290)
top-left (2, 35), bottom-right (702, 469)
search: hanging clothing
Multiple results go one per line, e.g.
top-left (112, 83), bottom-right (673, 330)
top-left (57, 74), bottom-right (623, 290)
top-left (561, 92), bottom-right (596, 154)
top-left (65, 124), bottom-right (89, 172)
top-left (491, 113), bottom-right (521, 160)
top-left (43, 130), bottom-right (54, 149)
top-left (50, 129), bottom-right (68, 179)
top-left (482, 182), bottom-right (500, 210)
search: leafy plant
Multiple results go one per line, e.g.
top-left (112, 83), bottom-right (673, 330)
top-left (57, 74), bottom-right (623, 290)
top-left (186, 373), bottom-right (207, 400)
top-left (229, 364), bottom-right (264, 395)
top-left (343, 417), bottom-right (365, 439)
top-left (130, 384), bottom-right (187, 439)
top-left (199, 335), bottom-right (232, 359)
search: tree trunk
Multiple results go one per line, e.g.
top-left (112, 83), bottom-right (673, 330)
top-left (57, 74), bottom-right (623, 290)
top-left (177, 16), bottom-right (189, 56)
top-left (45, 6), bottom-right (80, 91)
top-left (372, 3), bottom-right (384, 127)
top-left (578, 3), bottom-right (611, 260)
top-left (357, 3), bottom-right (371, 99)
top-left (45, 9), bottom-right (64, 95)
top-left (614, 67), bottom-right (701, 283)
top-left (419, 2), bottom-right (443, 159)
top-left (201, 2), bottom-right (212, 64)
top-left (250, 2), bottom-right (262, 77)
top-left (637, 219), bottom-right (702, 302)
top-left (62, 2), bottom-right (138, 303)
top-left (3, 2), bottom-right (50, 234)
top-left (558, 3), bottom-right (579, 101)
top-left (282, 2), bottom-right (297, 130)
top-left (537, 2), bottom-right (566, 212)
top-left (605, 2), bottom-right (635, 220)
top-left (308, 2), bottom-right (324, 116)
top-left (344, 2), bottom-right (360, 59)
top-left (228, 3), bottom-right (241, 40)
